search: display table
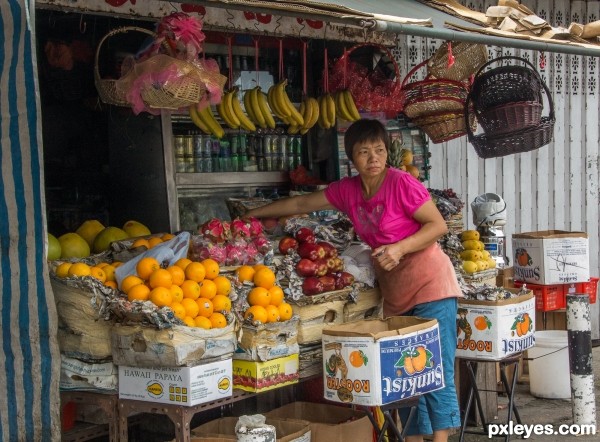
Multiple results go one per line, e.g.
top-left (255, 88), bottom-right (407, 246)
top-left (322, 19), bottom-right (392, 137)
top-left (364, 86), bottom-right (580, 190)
top-left (459, 353), bottom-right (523, 442)
top-left (357, 396), bottom-right (420, 442)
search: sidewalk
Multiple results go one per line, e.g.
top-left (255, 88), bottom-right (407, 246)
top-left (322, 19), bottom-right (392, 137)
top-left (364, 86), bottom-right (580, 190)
top-left (450, 346), bottom-right (600, 441)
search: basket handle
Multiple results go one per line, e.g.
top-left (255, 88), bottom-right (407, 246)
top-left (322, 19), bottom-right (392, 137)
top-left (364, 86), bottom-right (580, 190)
top-left (341, 43), bottom-right (402, 88)
top-left (94, 26), bottom-right (157, 82)
top-left (401, 59), bottom-right (428, 88)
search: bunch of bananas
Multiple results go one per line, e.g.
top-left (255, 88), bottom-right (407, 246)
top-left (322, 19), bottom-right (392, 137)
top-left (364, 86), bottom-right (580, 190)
top-left (267, 79), bottom-right (305, 128)
top-left (243, 87), bottom-right (276, 130)
top-left (216, 88), bottom-right (256, 132)
top-left (334, 90), bottom-right (361, 122)
top-left (189, 104), bottom-right (225, 139)
top-left (288, 97), bottom-right (320, 135)
top-left (317, 93), bottom-right (336, 129)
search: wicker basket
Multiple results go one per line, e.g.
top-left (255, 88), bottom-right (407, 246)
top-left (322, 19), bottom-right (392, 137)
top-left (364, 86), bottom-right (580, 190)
top-left (414, 111), bottom-right (476, 144)
top-left (470, 56), bottom-right (543, 111)
top-left (427, 41), bottom-right (489, 82)
top-left (402, 60), bottom-right (470, 119)
top-left (478, 101), bottom-right (543, 135)
top-left (94, 26), bottom-right (156, 107)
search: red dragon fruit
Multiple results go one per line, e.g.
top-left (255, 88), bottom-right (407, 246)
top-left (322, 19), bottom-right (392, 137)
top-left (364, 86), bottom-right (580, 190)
top-left (231, 218), bottom-right (251, 239)
top-left (252, 235), bottom-right (272, 254)
top-left (207, 243), bottom-right (227, 264)
top-left (225, 242), bottom-right (245, 266)
top-left (248, 217), bottom-right (264, 237)
top-left (243, 241), bottom-right (259, 264)
top-left (200, 218), bottom-right (231, 243)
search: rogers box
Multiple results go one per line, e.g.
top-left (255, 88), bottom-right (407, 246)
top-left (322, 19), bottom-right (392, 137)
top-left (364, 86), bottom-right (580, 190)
top-left (512, 230), bottom-right (589, 285)
top-left (456, 290), bottom-right (535, 360)
top-left (321, 316), bottom-right (444, 406)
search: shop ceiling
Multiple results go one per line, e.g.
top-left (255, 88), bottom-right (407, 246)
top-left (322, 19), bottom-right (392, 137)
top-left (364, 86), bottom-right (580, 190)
top-left (37, 0), bottom-right (600, 56)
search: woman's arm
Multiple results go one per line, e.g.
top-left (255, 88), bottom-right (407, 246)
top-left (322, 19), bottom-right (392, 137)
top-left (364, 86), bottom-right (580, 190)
top-left (373, 200), bottom-right (448, 270)
top-left (246, 190), bottom-right (335, 219)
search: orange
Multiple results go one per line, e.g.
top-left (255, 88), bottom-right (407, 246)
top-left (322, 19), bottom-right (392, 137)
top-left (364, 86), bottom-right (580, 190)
top-left (166, 265), bottom-right (185, 286)
top-left (170, 285), bottom-right (184, 303)
top-left (248, 287), bottom-right (271, 307)
top-left (161, 233), bottom-right (175, 241)
top-left (90, 266), bottom-right (107, 283)
top-left (121, 275), bottom-right (144, 294)
top-left (131, 238), bottom-right (150, 249)
top-left (185, 262), bottom-right (206, 283)
top-left (183, 316), bottom-right (196, 327)
top-left (148, 237), bottom-right (163, 249)
top-left (112, 261), bottom-right (123, 268)
top-left (253, 264), bottom-right (269, 272)
top-left (265, 305), bottom-right (281, 323)
top-left (104, 280), bottom-right (118, 289)
top-left (268, 285), bottom-right (285, 306)
top-left (128, 284), bottom-right (151, 302)
top-left (181, 298), bottom-right (199, 318)
top-left (211, 294), bottom-right (232, 312)
top-left (96, 262), bottom-right (109, 269)
top-left (235, 265), bottom-right (255, 283)
top-left (209, 312), bottom-right (227, 328)
top-left (278, 302), bottom-right (293, 321)
top-left (68, 262), bottom-right (91, 277)
top-left (200, 258), bottom-right (220, 280)
top-left (136, 257), bottom-right (160, 280)
top-left (148, 268), bottom-right (173, 289)
top-left (253, 267), bottom-right (276, 289)
top-left (196, 297), bottom-right (214, 318)
top-left (181, 280), bottom-right (201, 300)
top-left (213, 276), bottom-right (232, 296)
top-left (194, 316), bottom-right (212, 329)
top-left (169, 301), bottom-right (186, 320)
top-left (55, 262), bottom-right (72, 278)
top-left (150, 286), bottom-right (173, 307)
top-left (103, 264), bottom-right (116, 282)
top-left (199, 279), bottom-right (217, 300)
top-left (244, 305), bottom-right (268, 324)
top-left (175, 258), bottom-right (192, 271)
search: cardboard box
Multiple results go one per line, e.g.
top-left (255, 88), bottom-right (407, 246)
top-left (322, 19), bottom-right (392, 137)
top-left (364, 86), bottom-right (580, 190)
top-left (322, 317), bottom-right (444, 406)
top-left (118, 359), bottom-right (232, 406)
top-left (265, 401), bottom-right (373, 442)
top-left (191, 416), bottom-right (311, 442)
top-left (235, 317), bottom-right (299, 361)
top-left (60, 355), bottom-right (117, 392)
top-left (233, 354), bottom-right (299, 392)
top-left (512, 230), bottom-right (589, 284)
top-left (456, 290), bottom-right (535, 360)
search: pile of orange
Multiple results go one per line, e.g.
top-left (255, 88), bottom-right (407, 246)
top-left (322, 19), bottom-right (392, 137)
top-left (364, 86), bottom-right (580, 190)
top-left (54, 260), bottom-right (122, 289)
top-left (120, 256), bottom-right (231, 330)
top-left (130, 233), bottom-right (176, 250)
top-left (239, 264), bottom-right (293, 325)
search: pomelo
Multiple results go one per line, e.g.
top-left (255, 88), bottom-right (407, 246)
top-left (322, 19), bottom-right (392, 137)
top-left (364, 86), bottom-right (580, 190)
top-left (76, 219), bottom-right (105, 248)
top-left (47, 233), bottom-right (61, 261)
top-left (123, 220), bottom-right (151, 238)
top-left (58, 233), bottom-right (90, 259)
top-left (93, 226), bottom-right (129, 253)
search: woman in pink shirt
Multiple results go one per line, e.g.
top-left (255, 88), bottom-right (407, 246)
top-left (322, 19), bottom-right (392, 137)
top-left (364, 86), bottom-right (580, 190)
top-left (247, 119), bottom-right (462, 442)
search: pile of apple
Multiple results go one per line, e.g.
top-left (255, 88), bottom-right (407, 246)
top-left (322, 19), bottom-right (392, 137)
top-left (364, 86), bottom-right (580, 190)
top-left (278, 227), bottom-right (354, 296)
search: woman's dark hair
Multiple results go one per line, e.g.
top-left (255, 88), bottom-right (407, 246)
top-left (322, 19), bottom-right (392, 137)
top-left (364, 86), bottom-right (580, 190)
top-left (344, 119), bottom-right (390, 162)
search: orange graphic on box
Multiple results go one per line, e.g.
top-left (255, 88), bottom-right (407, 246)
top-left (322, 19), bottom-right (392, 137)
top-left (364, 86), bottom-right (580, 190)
top-left (511, 312), bottom-right (532, 337)
top-left (394, 345), bottom-right (434, 376)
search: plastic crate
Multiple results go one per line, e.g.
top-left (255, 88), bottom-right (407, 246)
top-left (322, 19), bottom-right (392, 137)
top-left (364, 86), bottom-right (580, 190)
top-left (576, 277), bottom-right (598, 304)
top-left (514, 281), bottom-right (565, 311)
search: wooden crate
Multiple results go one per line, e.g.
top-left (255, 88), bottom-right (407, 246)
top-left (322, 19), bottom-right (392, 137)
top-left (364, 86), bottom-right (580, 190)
top-left (343, 288), bottom-right (382, 322)
top-left (293, 299), bottom-right (346, 345)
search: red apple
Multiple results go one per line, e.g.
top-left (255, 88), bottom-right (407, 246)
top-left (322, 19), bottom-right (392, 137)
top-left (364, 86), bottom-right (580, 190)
top-left (317, 241), bottom-right (338, 258)
top-left (314, 258), bottom-right (329, 276)
top-left (331, 257), bottom-right (344, 272)
top-left (295, 227), bottom-right (316, 243)
top-left (319, 275), bottom-right (336, 292)
top-left (296, 258), bottom-right (319, 277)
top-left (302, 276), bottom-right (324, 295)
top-left (333, 271), bottom-right (355, 290)
top-left (278, 236), bottom-right (298, 255)
top-left (262, 217), bottom-right (279, 231)
top-left (297, 242), bottom-right (325, 261)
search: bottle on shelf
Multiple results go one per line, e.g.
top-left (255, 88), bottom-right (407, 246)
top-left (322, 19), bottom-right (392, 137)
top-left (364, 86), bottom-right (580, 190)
top-left (269, 188), bottom-right (280, 200)
top-left (254, 188), bottom-right (265, 199)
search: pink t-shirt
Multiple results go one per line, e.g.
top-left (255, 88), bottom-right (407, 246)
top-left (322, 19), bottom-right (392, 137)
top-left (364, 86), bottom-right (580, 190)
top-left (324, 167), bottom-right (430, 248)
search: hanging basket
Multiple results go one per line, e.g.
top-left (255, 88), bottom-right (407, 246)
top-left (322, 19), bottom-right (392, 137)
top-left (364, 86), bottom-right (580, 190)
top-left (401, 60), bottom-right (470, 119)
top-left (328, 43), bottom-right (403, 115)
top-left (478, 101), bottom-right (543, 135)
top-left (94, 26), bottom-right (156, 107)
top-left (413, 110), bottom-right (476, 144)
top-left (427, 41), bottom-right (489, 82)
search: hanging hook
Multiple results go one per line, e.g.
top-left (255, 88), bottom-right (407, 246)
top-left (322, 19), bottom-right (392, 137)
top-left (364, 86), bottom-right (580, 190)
top-left (274, 16), bottom-right (282, 35)
top-left (225, 9), bottom-right (236, 31)
top-left (297, 20), bottom-right (306, 40)
top-left (79, 15), bottom-right (87, 34)
top-left (168, 2), bottom-right (179, 12)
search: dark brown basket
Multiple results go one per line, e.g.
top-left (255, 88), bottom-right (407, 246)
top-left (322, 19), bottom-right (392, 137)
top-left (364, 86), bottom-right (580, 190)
top-left (414, 111), bottom-right (476, 144)
top-left (478, 101), bottom-right (543, 135)
top-left (470, 56), bottom-right (543, 111)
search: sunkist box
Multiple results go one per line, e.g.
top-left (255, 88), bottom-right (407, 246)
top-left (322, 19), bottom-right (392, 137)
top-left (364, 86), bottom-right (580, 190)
top-left (118, 359), bottom-right (232, 406)
top-left (321, 316), bottom-right (444, 406)
top-left (512, 230), bottom-right (589, 284)
top-left (233, 354), bottom-right (299, 392)
top-left (456, 290), bottom-right (535, 360)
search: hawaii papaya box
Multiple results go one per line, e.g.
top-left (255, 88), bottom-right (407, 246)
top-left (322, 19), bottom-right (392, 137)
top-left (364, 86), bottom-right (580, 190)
top-left (512, 230), bottom-right (589, 284)
top-left (456, 290), bottom-right (535, 361)
top-left (321, 317), bottom-right (444, 406)
top-left (118, 359), bottom-right (232, 406)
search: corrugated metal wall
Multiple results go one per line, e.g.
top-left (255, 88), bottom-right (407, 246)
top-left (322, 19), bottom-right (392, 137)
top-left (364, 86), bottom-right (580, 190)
top-left (396, 0), bottom-right (600, 337)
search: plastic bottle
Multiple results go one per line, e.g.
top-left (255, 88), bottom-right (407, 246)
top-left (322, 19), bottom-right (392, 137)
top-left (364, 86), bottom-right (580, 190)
top-left (254, 188), bottom-right (265, 198)
top-left (269, 188), bottom-right (280, 200)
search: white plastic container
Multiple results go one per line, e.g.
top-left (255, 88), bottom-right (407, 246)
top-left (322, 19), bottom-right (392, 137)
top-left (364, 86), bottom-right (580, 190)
top-left (528, 330), bottom-right (571, 399)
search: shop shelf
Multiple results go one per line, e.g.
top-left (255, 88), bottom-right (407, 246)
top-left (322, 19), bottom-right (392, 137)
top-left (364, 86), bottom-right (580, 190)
top-left (514, 281), bottom-right (565, 311)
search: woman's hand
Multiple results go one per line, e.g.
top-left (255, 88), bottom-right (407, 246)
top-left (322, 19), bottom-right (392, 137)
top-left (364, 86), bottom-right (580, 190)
top-left (372, 243), bottom-right (405, 271)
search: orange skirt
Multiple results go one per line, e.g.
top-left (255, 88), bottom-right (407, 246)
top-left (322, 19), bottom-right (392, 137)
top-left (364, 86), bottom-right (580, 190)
top-left (374, 243), bottom-right (462, 316)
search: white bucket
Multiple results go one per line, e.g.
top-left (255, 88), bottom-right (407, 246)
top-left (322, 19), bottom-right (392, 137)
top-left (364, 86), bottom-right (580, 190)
top-left (528, 330), bottom-right (571, 399)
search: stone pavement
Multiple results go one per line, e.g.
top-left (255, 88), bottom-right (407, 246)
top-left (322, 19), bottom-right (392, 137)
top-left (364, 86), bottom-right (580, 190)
top-left (450, 346), bottom-right (600, 441)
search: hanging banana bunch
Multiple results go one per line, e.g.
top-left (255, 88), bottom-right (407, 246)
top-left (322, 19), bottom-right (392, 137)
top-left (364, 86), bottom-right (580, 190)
top-left (298, 97), bottom-right (320, 135)
top-left (243, 87), bottom-right (276, 130)
top-left (268, 79), bottom-right (304, 128)
top-left (317, 93), bottom-right (336, 129)
top-left (335, 89), bottom-right (361, 122)
top-left (189, 103), bottom-right (225, 139)
top-left (217, 88), bottom-right (257, 132)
